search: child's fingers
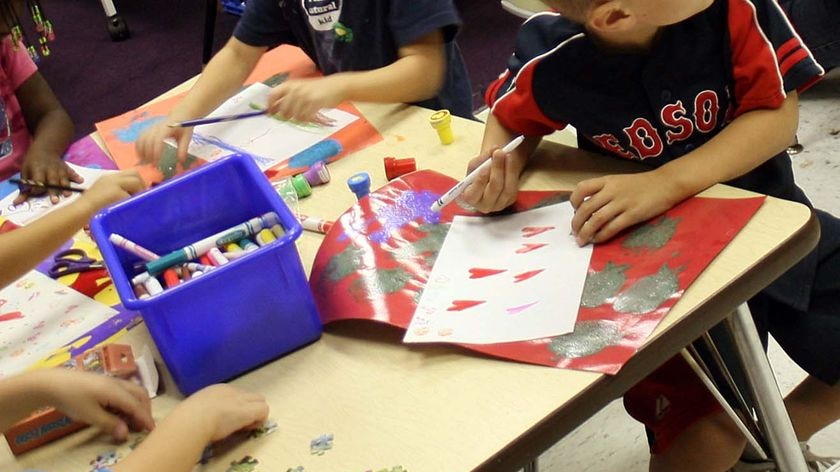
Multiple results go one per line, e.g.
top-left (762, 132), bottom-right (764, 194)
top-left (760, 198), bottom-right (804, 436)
top-left (44, 167), bottom-right (61, 204)
top-left (102, 380), bottom-right (155, 433)
top-left (67, 164), bottom-right (84, 184)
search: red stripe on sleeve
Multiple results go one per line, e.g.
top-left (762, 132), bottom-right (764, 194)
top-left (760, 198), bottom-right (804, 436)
top-left (775, 37), bottom-right (800, 61)
top-left (485, 71), bottom-right (511, 107)
top-left (779, 48), bottom-right (808, 76)
top-left (727, 0), bottom-right (786, 116)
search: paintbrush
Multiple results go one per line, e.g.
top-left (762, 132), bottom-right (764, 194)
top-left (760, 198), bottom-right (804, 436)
top-left (167, 110), bottom-right (267, 128)
top-left (10, 178), bottom-right (85, 193)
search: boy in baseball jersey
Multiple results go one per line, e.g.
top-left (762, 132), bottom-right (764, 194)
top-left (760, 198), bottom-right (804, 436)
top-left (465, 0), bottom-right (840, 469)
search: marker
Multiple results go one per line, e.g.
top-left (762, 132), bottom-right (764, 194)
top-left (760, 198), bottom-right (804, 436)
top-left (10, 178), bottom-right (85, 193)
top-left (298, 214), bottom-right (334, 234)
top-left (270, 224), bottom-right (285, 238)
top-left (143, 276), bottom-right (163, 296)
top-left (430, 135), bottom-right (525, 212)
top-left (238, 238), bottom-right (259, 252)
top-left (162, 268), bottom-right (181, 288)
top-left (110, 233), bottom-right (160, 261)
top-left (145, 212), bottom-right (279, 275)
top-left (255, 228), bottom-right (276, 246)
top-left (207, 247), bottom-right (230, 266)
top-left (166, 110), bottom-right (266, 128)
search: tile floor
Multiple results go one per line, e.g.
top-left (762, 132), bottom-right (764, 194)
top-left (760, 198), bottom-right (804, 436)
top-left (525, 69), bottom-right (840, 471)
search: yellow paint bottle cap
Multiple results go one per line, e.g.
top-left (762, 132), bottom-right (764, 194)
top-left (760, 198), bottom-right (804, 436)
top-left (429, 109), bottom-right (454, 145)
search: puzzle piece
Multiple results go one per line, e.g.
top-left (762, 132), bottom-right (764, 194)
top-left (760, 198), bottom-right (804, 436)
top-left (309, 433), bottom-right (334, 455)
top-left (248, 419), bottom-right (278, 439)
top-left (226, 455), bottom-right (259, 472)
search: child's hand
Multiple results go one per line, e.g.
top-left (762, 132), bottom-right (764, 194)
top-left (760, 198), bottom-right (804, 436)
top-left (175, 384), bottom-right (269, 442)
top-left (569, 171), bottom-right (683, 246)
top-left (31, 369), bottom-right (155, 441)
top-left (77, 170), bottom-right (145, 215)
top-left (16, 152), bottom-right (84, 205)
top-left (461, 147), bottom-right (529, 213)
top-left (266, 76), bottom-right (342, 126)
top-left (135, 120), bottom-right (194, 164)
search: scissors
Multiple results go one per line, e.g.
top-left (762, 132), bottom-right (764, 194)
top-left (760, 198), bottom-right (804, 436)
top-left (48, 248), bottom-right (104, 278)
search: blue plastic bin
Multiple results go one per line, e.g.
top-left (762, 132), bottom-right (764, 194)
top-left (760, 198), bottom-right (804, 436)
top-left (90, 154), bottom-right (322, 394)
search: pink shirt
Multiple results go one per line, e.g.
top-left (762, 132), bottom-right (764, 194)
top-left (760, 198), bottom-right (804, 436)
top-left (0, 36), bottom-right (37, 180)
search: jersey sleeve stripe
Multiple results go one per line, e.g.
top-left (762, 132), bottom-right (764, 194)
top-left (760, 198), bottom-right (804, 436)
top-left (775, 37), bottom-right (801, 62)
top-left (779, 48), bottom-right (809, 76)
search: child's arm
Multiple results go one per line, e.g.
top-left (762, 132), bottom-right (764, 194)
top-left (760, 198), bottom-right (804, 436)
top-left (14, 71), bottom-right (76, 205)
top-left (0, 369), bottom-right (154, 440)
top-left (135, 38), bottom-right (267, 164)
top-left (569, 92), bottom-right (800, 246)
top-left (110, 384), bottom-right (269, 472)
top-left (0, 170), bottom-right (144, 288)
top-left (266, 29), bottom-right (449, 124)
top-left (460, 114), bottom-right (542, 213)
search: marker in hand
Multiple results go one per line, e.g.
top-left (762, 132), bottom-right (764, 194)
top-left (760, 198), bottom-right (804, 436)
top-left (430, 135), bottom-right (525, 212)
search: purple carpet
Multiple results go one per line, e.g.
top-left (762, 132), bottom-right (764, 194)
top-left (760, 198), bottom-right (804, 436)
top-left (39, 0), bottom-right (522, 139)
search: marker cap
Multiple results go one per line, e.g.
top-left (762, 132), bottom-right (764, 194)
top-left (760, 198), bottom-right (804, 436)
top-left (347, 172), bottom-right (371, 200)
top-left (290, 174), bottom-right (312, 198)
top-left (146, 251), bottom-right (188, 276)
top-left (384, 157), bottom-right (416, 181)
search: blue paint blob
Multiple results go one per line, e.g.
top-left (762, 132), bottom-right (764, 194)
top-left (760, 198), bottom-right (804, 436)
top-left (288, 139), bottom-right (342, 170)
top-left (114, 115), bottom-right (166, 143)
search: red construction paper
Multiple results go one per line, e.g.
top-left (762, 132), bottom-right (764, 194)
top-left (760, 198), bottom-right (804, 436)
top-left (94, 45), bottom-right (382, 184)
top-left (309, 170), bottom-right (765, 375)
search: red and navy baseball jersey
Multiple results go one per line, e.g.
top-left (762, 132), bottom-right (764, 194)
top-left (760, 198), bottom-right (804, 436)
top-left (487, 0), bottom-right (832, 309)
top-left (487, 0), bottom-right (822, 191)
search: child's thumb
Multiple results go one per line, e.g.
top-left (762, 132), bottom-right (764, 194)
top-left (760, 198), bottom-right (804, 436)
top-left (86, 409), bottom-right (130, 442)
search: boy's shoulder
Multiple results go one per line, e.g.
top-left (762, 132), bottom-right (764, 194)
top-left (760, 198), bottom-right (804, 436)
top-left (515, 12), bottom-right (587, 60)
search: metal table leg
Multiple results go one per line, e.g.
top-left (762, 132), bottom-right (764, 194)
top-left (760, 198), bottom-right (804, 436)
top-left (725, 303), bottom-right (808, 472)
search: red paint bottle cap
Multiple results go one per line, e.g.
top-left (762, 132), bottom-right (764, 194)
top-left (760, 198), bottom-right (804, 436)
top-left (384, 156), bottom-right (416, 181)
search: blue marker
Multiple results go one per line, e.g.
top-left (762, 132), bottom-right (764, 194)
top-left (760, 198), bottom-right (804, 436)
top-left (347, 172), bottom-right (371, 200)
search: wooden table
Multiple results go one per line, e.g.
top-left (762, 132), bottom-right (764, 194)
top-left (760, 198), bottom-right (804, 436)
top-left (0, 102), bottom-right (818, 472)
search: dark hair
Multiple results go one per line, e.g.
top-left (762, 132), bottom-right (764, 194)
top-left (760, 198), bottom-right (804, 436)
top-left (0, 0), bottom-right (54, 61)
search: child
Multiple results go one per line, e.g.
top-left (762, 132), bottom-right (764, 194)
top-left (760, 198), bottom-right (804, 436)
top-left (0, 371), bottom-right (269, 472)
top-left (0, 171), bottom-right (271, 471)
top-left (136, 0), bottom-right (473, 164)
top-left (464, 0), bottom-right (840, 470)
top-left (0, 0), bottom-right (79, 204)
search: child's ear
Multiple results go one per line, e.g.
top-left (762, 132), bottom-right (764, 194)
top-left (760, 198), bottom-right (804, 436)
top-left (587, 1), bottom-right (636, 32)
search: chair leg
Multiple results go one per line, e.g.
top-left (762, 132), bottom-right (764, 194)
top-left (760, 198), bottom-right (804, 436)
top-left (788, 134), bottom-right (804, 154)
top-left (203, 0), bottom-right (218, 66)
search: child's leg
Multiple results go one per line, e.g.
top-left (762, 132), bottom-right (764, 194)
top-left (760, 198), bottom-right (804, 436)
top-left (624, 356), bottom-right (747, 472)
top-left (786, 376), bottom-right (840, 440)
top-left (649, 411), bottom-right (746, 472)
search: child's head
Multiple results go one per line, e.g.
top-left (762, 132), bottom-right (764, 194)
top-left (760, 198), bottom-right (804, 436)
top-left (543, 0), bottom-right (714, 31)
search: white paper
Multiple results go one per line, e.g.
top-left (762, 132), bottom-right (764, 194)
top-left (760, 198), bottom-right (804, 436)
top-left (188, 83), bottom-right (358, 170)
top-left (0, 163), bottom-right (116, 226)
top-left (405, 203), bottom-right (593, 344)
top-left (0, 271), bottom-right (118, 378)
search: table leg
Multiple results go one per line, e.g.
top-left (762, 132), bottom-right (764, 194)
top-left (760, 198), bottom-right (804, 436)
top-left (203, 0), bottom-right (218, 66)
top-left (724, 303), bottom-right (808, 472)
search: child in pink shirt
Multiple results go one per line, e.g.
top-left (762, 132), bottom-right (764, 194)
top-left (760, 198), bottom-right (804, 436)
top-left (0, 1), bottom-right (76, 203)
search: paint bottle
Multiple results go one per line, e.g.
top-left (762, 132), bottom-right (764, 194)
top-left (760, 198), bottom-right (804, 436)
top-left (429, 109), bottom-right (454, 145)
top-left (347, 172), bottom-right (371, 200)
top-left (384, 157), bottom-right (416, 180)
top-left (291, 174), bottom-right (312, 199)
top-left (301, 160), bottom-right (331, 186)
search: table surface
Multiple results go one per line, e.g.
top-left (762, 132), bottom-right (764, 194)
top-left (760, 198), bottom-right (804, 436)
top-left (0, 99), bottom-right (819, 472)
